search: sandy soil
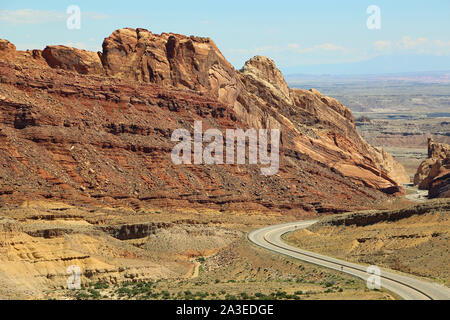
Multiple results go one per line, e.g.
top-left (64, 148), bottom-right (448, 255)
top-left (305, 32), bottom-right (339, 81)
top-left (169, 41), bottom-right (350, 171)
top-left (0, 200), bottom-right (395, 300)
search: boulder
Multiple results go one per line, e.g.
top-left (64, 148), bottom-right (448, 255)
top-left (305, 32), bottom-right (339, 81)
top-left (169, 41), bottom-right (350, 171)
top-left (42, 45), bottom-right (104, 75)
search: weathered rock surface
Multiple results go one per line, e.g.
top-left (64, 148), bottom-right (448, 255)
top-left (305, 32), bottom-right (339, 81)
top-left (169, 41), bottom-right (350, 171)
top-left (0, 40), bottom-right (16, 60)
top-left (42, 46), bottom-right (104, 75)
top-left (312, 198), bottom-right (450, 228)
top-left (429, 167), bottom-right (450, 198)
top-left (101, 28), bottom-right (236, 94)
top-left (373, 147), bottom-right (410, 185)
top-left (414, 139), bottom-right (450, 198)
top-left (0, 202), bottom-right (243, 298)
top-left (0, 28), bottom-right (409, 213)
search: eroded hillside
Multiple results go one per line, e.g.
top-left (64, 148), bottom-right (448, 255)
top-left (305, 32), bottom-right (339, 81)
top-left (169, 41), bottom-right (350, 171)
top-left (0, 29), bottom-right (408, 214)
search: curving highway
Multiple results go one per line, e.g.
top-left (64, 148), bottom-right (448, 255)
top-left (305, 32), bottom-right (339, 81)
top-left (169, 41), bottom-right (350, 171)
top-left (248, 220), bottom-right (450, 300)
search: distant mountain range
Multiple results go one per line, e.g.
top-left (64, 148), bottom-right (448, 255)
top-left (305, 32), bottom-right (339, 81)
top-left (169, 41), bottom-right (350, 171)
top-left (282, 55), bottom-right (450, 76)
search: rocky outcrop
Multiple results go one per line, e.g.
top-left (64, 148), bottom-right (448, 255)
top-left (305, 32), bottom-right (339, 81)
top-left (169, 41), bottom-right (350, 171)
top-left (414, 139), bottom-right (450, 198)
top-left (238, 57), bottom-right (407, 189)
top-left (240, 56), bottom-right (291, 103)
top-left (0, 40), bottom-right (16, 60)
top-left (100, 28), bottom-right (236, 95)
top-left (429, 167), bottom-right (450, 198)
top-left (101, 222), bottom-right (173, 240)
top-left (42, 46), bottom-right (104, 75)
top-left (313, 199), bottom-right (450, 228)
top-left (373, 147), bottom-right (410, 185)
top-left (0, 29), bottom-right (410, 214)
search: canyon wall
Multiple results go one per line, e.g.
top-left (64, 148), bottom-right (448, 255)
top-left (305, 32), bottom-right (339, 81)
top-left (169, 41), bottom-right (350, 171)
top-left (415, 139), bottom-right (450, 198)
top-left (0, 29), bottom-right (410, 214)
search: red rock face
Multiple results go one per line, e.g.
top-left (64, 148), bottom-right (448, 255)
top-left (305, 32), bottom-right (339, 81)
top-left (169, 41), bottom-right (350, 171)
top-left (415, 139), bottom-right (450, 198)
top-left (0, 28), bottom-right (409, 214)
top-left (99, 28), bottom-right (236, 93)
top-left (42, 46), bottom-right (104, 75)
top-left (0, 40), bottom-right (16, 61)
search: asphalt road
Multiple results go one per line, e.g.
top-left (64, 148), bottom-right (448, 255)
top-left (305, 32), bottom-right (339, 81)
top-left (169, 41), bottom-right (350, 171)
top-left (403, 183), bottom-right (429, 202)
top-left (248, 220), bottom-right (450, 300)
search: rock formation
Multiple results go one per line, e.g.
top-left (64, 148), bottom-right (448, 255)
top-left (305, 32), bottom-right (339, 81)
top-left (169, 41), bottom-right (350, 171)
top-left (42, 46), bottom-right (104, 75)
top-left (0, 28), bottom-right (410, 214)
top-left (414, 138), bottom-right (450, 198)
top-left (0, 40), bottom-right (16, 60)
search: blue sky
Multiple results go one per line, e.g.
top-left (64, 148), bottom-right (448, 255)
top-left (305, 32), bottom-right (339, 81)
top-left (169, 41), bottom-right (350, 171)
top-left (1, 0), bottom-right (449, 74)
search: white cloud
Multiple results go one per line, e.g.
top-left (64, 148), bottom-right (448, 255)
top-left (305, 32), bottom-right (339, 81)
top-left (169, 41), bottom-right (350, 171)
top-left (0, 9), bottom-right (66, 24)
top-left (372, 37), bottom-right (450, 55)
top-left (314, 43), bottom-right (345, 52)
top-left (287, 43), bottom-right (346, 54)
top-left (435, 40), bottom-right (450, 47)
top-left (374, 40), bottom-right (391, 51)
top-left (255, 45), bottom-right (279, 53)
top-left (0, 9), bottom-right (107, 24)
top-left (227, 43), bottom-right (346, 57)
top-left (85, 12), bottom-right (108, 20)
top-left (400, 36), bottom-right (429, 49)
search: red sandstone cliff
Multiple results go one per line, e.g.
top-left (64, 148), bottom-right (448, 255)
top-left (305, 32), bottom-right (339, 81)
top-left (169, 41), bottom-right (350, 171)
top-left (414, 139), bottom-right (450, 198)
top-left (0, 28), bottom-right (409, 214)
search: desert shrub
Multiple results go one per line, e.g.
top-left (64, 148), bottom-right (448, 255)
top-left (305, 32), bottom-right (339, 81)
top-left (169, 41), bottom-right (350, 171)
top-left (87, 288), bottom-right (101, 299)
top-left (117, 286), bottom-right (133, 297)
top-left (239, 292), bottom-right (249, 299)
top-left (323, 280), bottom-right (336, 288)
top-left (275, 291), bottom-right (288, 299)
top-left (75, 290), bottom-right (91, 300)
top-left (94, 282), bottom-right (109, 290)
